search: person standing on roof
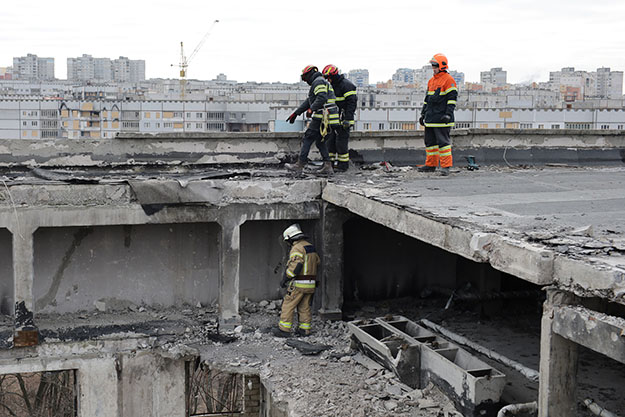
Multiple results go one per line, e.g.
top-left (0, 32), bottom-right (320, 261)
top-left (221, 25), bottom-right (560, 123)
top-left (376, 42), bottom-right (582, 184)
top-left (322, 65), bottom-right (358, 172)
top-left (273, 224), bottom-right (320, 338)
top-left (285, 65), bottom-right (339, 175)
top-left (418, 53), bottom-right (458, 176)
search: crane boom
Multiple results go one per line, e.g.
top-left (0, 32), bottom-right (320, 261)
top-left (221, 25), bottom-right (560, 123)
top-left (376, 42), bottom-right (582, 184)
top-left (175, 19), bottom-right (219, 99)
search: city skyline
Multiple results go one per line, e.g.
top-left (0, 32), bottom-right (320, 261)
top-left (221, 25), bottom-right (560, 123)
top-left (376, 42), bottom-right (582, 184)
top-left (2, 0), bottom-right (625, 84)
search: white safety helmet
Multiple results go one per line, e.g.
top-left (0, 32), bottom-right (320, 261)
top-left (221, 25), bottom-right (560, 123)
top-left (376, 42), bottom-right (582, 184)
top-left (283, 223), bottom-right (304, 241)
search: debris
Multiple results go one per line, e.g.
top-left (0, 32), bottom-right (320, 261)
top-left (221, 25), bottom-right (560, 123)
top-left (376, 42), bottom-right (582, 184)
top-left (418, 399), bottom-right (439, 409)
top-left (94, 301), bottom-right (106, 312)
top-left (571, 224), bottom-right (594, 237)
top-left (285, 339), bottom-right (331, 356)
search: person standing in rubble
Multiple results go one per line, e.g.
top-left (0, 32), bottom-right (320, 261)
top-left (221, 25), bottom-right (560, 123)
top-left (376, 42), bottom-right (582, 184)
top-left (285, 65), bottom-right (339, 175)
top-left (273, 224), bottom-right (320, 337)
top-left (418, 53), bottom-right (457, 176)
top-left (322, 64), bottom-right (358, 172)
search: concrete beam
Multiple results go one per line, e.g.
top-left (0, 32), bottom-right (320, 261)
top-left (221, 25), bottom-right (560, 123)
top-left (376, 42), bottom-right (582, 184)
top-left (538, 289), bottom-right (579, 417)
top-left (323, 183), bottom-right (555, 285)
top-left (554, 256), bottom-right (625, 304)
top-left (552, 305), bottom-right (625, 364)
top-left (11, 225), bottom-right (39, 346)
top-left (218, 217), bottom-right (244, 329)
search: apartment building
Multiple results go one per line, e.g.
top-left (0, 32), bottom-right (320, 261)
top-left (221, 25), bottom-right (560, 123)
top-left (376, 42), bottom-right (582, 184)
top-left (67, 55), bottom-right (145, 83)
top-left (480, 67), bottom-right (507, 86)
top-left (549, 67), bottom-right (624, 99)
top-left (347, 69), bottom-right (370, 87)
top-left (12, 54), bottom-right (55, 81)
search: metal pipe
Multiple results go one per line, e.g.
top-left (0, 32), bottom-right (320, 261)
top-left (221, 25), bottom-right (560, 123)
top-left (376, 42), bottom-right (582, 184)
top-left (420, 319), bottom-right (540, 382)
top-left (584, 399), bottom-right (618, 417)
top-left (497, 401), bottom-right (537, 417)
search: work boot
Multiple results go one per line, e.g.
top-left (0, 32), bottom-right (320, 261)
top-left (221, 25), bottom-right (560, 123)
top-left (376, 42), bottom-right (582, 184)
top-left (295, 328), bottom-right (311, 337)
top-left (336, 161), bottom-right (349, 172)
top-left (272, 328), bottom-right (291, 338)
top-left (440, 167), bottom-right (450, 176)
top-left (285, 159), bottom-right (305, 174)
top-left (315, 161), bottom-right (334, 176)
top-left (417, 165), bottom-right (436, 172)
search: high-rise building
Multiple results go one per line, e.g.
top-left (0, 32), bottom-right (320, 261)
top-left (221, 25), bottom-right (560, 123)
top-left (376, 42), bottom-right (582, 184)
top-left (480, 67), bottom-right (507, 86)
top-left (392, 68), bottom-right (415, 86)
top-left (347, 69), bottom-right (369, 87)
top-left (112, 57), bottom-right (145, 83)
top-left (596, 67), bottom-right (623, 99)
top-left (12, 54), bottom-right (55, 81)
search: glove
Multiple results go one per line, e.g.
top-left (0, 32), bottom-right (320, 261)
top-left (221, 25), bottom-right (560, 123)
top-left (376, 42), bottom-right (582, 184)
top-left (419, 116), bottom-right (425, 126)
top-left (280, 274), bottom-right (289, 288)
top-left (286, 113), bottom-right (297, 124)
top-left (342, 120), bottom-right (352, 130)
top-left (306, 108), bottom-right (313, 118)
top-left (441, 114), bottom-right (451, 123)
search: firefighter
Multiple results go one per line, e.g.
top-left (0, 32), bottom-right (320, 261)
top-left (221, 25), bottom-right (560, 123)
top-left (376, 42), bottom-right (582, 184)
top-left (322, 64), bottom-right (357, 172)
top-left (285, 65), bottom-right (339, 175)
top-left (274, 224), bottom-right (320, 338)
top-left (418, 53), bottom-right (458, 176)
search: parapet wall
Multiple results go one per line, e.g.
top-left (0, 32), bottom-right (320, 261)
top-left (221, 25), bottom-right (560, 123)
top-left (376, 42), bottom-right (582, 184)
top-left (0, 129), bottom-right (623, 168)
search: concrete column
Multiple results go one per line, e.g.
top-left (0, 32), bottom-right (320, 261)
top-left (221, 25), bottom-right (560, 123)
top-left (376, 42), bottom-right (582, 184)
top-left (318, 203), bottom-right (347, 320)
top-left (12, 226), bottom-right (39, 346)
top-left (538, 288), bottom-right (578, 417)
top-left (218, 217), bottom-right (244, 329)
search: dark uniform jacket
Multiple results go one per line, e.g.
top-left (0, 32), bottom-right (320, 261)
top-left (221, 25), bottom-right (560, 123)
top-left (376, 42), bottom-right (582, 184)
top-left (330, 74), bottom-right (358, 124)
top-left (421, 71), bottom-right (458, 127)
top-left (295, 73), bottom-right (339, 124)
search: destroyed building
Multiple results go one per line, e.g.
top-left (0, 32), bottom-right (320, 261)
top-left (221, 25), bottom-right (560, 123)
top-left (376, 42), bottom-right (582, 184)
top-left (0, 129), bottom-right (624, 416)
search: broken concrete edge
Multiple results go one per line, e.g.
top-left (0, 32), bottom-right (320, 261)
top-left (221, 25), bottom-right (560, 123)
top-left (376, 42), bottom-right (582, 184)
top-left (552, 305), bottom-right (625, 364)
top-left (323, 183), bottom-right (625, 300)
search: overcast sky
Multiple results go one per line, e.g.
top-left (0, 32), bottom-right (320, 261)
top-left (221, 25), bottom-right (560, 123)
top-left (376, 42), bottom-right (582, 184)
top-left (2, 0), bottom-right (624, 85)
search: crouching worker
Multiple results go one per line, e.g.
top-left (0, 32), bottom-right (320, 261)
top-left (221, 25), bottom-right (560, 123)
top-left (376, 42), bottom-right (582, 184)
top-left (274, 224), bottom-right (320, 338)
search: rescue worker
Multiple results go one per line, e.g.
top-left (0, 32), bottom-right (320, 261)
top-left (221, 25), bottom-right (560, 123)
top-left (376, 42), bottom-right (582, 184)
top-left (274, 224), bottom-right (320, 338)
top-left (418, 53), bottom-right (458, 176)
top-left (322, 64), bottom-right (357, 172)
top-left (285, 65), bottom-right (339, 175)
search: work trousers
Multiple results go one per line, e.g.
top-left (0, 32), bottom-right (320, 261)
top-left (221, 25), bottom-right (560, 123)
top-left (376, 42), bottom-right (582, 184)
top-left (279, 285), bottom-right (315, 334)
top-left (299, 119), bottom-right (330, 163)
top-left (424, 127), bottom-right (453, 168)
top-left (326, 126), bottom-right (350, 168)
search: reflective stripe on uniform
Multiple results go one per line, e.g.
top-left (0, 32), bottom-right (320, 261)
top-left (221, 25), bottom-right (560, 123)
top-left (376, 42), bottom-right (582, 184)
top-left (299, 323), bottom-right (311, 329)
top-left (426, 145), bottom-right (439, 154)
top-left (447, 100), bottom-right (456, 105)
top-left (294, 281), bottom-right (315, 289)
top-left (286, 270), bottom-right (296, 277)
top-left (314, 85), bottom-right (328, 94)
top-left (337, 153), bottom-right (349, 162)
top-left (290, 251), bottom-right (303, 259)
top-left (424, 122), bottom-right (455, 127)
top-left (439, 145), bottom-right (452, 157)
top-left (343, 90), bottom-right (356, 97)
top-left (441, 86), bottom-right (458, 95)
top-left (279, 321), bottom-right (292, 328)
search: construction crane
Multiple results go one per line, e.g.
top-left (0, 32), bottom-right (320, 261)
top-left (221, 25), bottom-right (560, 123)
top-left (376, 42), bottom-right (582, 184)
top-left (174, 19), bottom-right (219, 99)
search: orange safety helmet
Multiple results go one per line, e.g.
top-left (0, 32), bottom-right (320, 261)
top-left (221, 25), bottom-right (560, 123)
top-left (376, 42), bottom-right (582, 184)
top-left (322, 64), bottom-right (339, 78)
top-left (301, 65), bottom-right (318, 81)
top-left (429, 53), bottom-right (448, 71)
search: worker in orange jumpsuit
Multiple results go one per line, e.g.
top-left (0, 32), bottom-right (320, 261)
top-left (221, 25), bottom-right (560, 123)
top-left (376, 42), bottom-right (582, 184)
top-left (273, 224), bottom-right (320, 338)
top-left (418, 53), bottom-right (458, 176)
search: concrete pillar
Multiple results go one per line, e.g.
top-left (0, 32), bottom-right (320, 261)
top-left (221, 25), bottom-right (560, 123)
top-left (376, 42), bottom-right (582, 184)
top-left (218, 217), bottom-right (244, 329)
top-left (318, 203), bottom-right (347, 320)
top-left (12, 226), bottom-right (39, 346)
top-left (538, 288), bottom-right (578, 417)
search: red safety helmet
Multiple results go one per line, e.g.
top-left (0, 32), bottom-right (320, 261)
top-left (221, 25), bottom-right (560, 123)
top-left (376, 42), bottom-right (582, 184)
top-left (322, 64), bottom-right (339, 78)
top-left (301, 65), bottom-right (318, 81)
top-left (430, 53), bottom-right (448, 71)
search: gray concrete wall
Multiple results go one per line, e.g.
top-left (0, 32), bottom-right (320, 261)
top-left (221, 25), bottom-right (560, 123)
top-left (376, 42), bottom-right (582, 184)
top-left (0, 129), bottom-right (623, 168)
top-left (0, 228), bottom-right (12, 315)
top-left (240, 220), bottom-right (317, 302)
top-left (33, 223), bottom-right (220, 313)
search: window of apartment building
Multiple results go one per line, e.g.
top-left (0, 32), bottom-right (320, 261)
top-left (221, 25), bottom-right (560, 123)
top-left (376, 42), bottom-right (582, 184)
top-left (600, 125), bottom-right (610, 130)
top-left (41, 110), bottom-right (58, 118)
top-left (145, 112), bottom-right (151, 118)
top-left (156, 112), bottom-right (161, 119)
top-left (565, 123), bottom-right (591, 130)
top-left (31, 121), bottom-right (38, 126)
top-left (455, 122), bottom-right (471, 129)
top-left (520, 123), bottom-right (532, 129)
top-left (41, 130), bottom-right (58, 138)
top-left (378, 123), bottom-right (385, 130)
top-left (402, 123), bottom-right (416, 130)
top-left (186, 123), bottom-right (192, 129)
top-left (164, 122), bottom-right (173, 128)
top-left (208, 112), bottom-right (224, 120)
top-left (174, 112), bottom-right (183, 118)
top-left (480, 124), bottom-right (489, 128)
top-left (390, 122), bottom-right (400, 130)
top-left (22, 121), bottom-right (27, 126)
top-left (156, 123), bottom-right (161, 128)
top-left (618, 125), bottom-right (624, 130)
top-left (122, 121), bottom-right (139, 128)
top-left (207, 122), bottom-right (225, 131)
top-left (163, 112), bottom-right (174, 118)
top-left (196, 113), bottom-right (203, 118)
top-left (538, 124), bottom-right (544, 129)
top-left (196, 123), bottom-right (203, 129)
top-left (144, 122), bottom-right (150, 128)
top-left (363, 123), bottom-right (371, 131)
top-left (42, 120), bottom-right (57, 128)
top-left (61, 110), bottom-right (69, 117)
top-left (551, 124), bottom-right (560, 129)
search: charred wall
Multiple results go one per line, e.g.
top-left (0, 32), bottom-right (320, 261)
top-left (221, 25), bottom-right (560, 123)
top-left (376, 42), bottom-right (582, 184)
top-left (0, 228), bottom-right (12, 315)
